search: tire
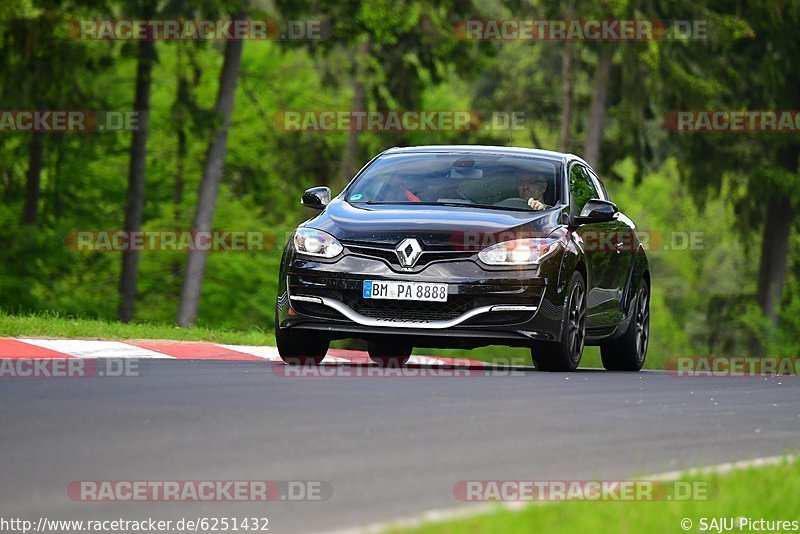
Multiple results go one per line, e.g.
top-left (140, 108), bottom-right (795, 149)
top-left (600, 280), bottom-right (649, 371)
top-left (532, 271), bottom-right (586, 372)
top-left (367, 340), bottom-right (412, 367)
top-left (275, 308), bottom-right (329, 365)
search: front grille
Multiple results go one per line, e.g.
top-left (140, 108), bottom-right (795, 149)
top-left (345, 243), bottom-right (474, 269)
top-left (342, 292), bottom-right (472, 322)
top-left (346, 245), bottom-right (398, 264)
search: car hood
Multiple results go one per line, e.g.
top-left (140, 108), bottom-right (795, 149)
top-left (304, 199), bottom-right (563, 248)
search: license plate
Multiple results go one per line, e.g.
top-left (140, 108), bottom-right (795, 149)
top-left (363, 281), bottom-right (448, 302)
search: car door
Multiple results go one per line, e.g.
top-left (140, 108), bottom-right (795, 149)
top-left (568, 163), bottom-right (623, 328)
top-left (586, 167), bottom-right (637, 323)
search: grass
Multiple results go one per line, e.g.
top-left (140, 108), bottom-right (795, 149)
top-left (0, 311), bottom-right (276, 346)
top-left (394, 457), bottom-right (800, 534)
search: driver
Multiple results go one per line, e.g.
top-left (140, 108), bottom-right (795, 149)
top-left (517, 173), bottom-right (549, 211)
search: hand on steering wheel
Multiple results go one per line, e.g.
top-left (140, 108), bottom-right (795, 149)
top-left (527, 198), bottom-right (547, 210)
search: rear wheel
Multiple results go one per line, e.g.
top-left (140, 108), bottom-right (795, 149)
top-left (532, 271), bottom-right (586, 372)
top-left (367, 340), bottom-right (412, 367)
top-left (275, 309), bottom-right (329, 365)
top-left (600, 281), bottom-right (649, 371)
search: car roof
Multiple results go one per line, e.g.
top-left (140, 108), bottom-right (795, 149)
top-left (382, 145), bottom-right (586, 166)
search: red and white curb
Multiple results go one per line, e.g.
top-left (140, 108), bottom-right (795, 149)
top-left (0, 338), bottom-right (489, 367)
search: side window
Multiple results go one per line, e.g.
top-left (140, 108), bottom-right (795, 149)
top-left (569, 164), bottom-right (600, 217)
top-left (586, 168), bottom-right (609, 201)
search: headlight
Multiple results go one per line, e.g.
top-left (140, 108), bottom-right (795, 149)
top-left (478, 238), bottom-right (561, 266)
top-left (293, 227), bottom-right (343, 258)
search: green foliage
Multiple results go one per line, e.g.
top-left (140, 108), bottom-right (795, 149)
top-left (608, 157), bottom-right (761, 364)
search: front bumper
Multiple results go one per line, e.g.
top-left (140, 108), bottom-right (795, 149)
top-left (276, 248), bottom-right (569, 349)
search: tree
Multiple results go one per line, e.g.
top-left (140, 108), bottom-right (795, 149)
top-left (177, 9), bottom-right (246, 327)
top-left (301, 0), bottom-right (492, 189)
top-left (0, 4), bottom-right (102, 225)
top-left (582, 45), bottom-right (613, 167)
top-left (22, 131), bottom-right (45, 225)
top-left (335, 39), bottom-right (368, 185)
top-left (640, 0), bottom-right (798, 351)
top-left (119, 29), bottom-right (156, 323)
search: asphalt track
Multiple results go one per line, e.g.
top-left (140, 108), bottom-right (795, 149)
top-left (1, 357), bottom-right (799, 533)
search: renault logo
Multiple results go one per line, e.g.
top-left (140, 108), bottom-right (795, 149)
top-left (395, 238), bottom-right (422, 268)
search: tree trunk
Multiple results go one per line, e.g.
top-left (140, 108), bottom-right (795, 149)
top-left (336, 79), bottom-right (365, 186)
top-left (119, 38), bottom-right (155, 323)
top-left (558, 40), bottom-right (575, 153)
top-left (22, 130), bottom-right (45, 225)
top-left (336, 40), bottom-right (369, 187)
top-left (171, 75), bottom-right (188, 284)
top-left (51, 137), bottom-right (65, 219)
top-left (177, 30), bottom-right (245, 327)
top-left (583, 46), bottom-right (613, 168)
top-left (754, 144), bottom-right (798, 341)
top-left (755, 193), bottom-right (793, 321)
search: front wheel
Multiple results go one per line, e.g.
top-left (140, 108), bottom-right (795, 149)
top-left (367, 340), bottom-right (412, 367)
top-left (275, 309), bottom-right (329, 365)
top-left (531, 271), bottom-right (586, 372)
top-left (600, 281), bottom-right (649, 371)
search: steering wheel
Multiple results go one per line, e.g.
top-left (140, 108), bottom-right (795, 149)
top-left (494, 197), bottom-right (531, 209)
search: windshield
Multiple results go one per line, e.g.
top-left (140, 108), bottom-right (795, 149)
top-left (345, 152), bottom-right (562, 211)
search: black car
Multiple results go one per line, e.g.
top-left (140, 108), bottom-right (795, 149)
top-left (275, 146), bottom-right (650, 371)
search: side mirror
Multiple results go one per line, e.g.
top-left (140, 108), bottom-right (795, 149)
top-left (301, 186), bottom-right (331, 210)
top-left (572, 199), bottom-right (618, 225)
